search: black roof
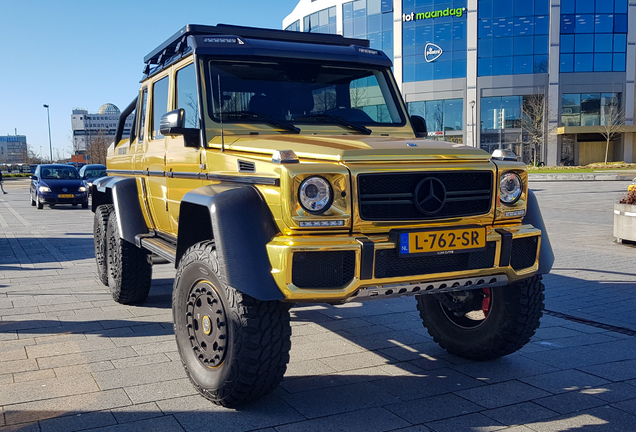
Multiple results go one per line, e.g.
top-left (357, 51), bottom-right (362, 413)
top-left (142, 24), bottom-right (376, 77)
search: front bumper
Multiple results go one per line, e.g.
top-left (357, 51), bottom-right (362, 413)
top-left (267, 224), bottom-right (541, 303)
top-left (39, 192), bottom-right (88, 205)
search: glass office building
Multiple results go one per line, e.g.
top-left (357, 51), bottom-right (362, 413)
top-left (284, 0), bottom-right (636, 165)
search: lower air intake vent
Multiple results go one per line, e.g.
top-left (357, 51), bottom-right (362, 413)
top-left (292, 251), bottom-right (355, 289)
top-left (238, 160), bottom-right (256, 173)
top-left (510, 236), bottom-right (539, 271)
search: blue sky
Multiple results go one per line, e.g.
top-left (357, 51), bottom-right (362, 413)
top-left (0, 0), bottom-right (299, 159)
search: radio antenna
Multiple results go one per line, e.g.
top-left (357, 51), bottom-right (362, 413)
top-left (218, 75), bottom-right (225, 152)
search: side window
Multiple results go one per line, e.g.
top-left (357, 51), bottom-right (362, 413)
top-left (152, 76), bottom-right (169, 139)
top-left (176, 63), bottom-right (199, 128)
top-left (121, 108), bottom-right (136, 143)
top-left (138, 88), bottom-right (148, 142)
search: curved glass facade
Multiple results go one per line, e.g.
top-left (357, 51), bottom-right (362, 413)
top-left (402, 0), bottom-right (468, 82)
top-left (478, 0), bottom-right (550, 76)
top-left (304, 7), bottom-right (337, 33)
top-left (559, 0), bottom-right (628, 72)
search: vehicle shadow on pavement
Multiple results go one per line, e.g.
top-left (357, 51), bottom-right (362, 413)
top-left (0, 237), bottom-right (95, 266)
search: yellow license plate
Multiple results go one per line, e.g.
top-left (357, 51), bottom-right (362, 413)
top-left (399, 227), bottom-right (486, 256)
top-left (58, 194), bottom-right (74, 198)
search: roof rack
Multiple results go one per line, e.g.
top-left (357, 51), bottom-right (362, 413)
top-left (143, 24), bottom-right (370, 69)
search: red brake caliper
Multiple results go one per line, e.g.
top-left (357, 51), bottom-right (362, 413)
top-left (481, 288), bottom-right (492, 317)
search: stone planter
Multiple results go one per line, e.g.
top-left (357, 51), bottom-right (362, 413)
top-left (614, 203), bottom-right (636, 243)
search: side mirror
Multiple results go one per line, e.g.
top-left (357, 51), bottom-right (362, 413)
top-left (160, 109), bottom-right (199, 147)
top-left (31, 175), bottom-right (38, 180)
top-left (411, 115), bottom-right (428, 138)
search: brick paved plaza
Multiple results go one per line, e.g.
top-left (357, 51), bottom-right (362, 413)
top-left (1, 177), bottom-right (636, 431)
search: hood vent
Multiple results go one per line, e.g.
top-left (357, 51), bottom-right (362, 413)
top-left (238, 160), bottom-right (256, 173)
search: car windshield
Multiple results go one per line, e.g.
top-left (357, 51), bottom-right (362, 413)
top-left (206, 59), bottom-right (405, 133)
top-left (40, 167), bottom-right (80, 180)
top-left (84, 169), bottom-right (107, 178)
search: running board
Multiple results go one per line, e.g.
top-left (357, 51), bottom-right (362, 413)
top-left (346, 275), bottom-right (509, 302)
top-left (139, 236), bottom-right (176, 264)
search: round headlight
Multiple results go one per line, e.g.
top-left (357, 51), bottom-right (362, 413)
top-left (298, 176), bottom-right (333, 214)
top-left (500, 172), bottom-right (522, 205)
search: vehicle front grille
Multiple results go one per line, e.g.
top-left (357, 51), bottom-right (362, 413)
top-left (292, 250), bottom-right (356, 289)
top-left (510, 236), bottom-right (539, 271)
top-left (374, 242), bottom-right (497, 279)
top-left (358, 171), bottom-right (493, 221)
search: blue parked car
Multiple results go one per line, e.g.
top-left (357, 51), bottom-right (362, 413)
top-left (30, 164), bottom-right (88, 209)
top-left (78, 164), bottom-right (107, 194)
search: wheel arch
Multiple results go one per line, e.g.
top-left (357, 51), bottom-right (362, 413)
top-left (177, 184), bottom-right (284, 301)
top-left (522, 189), bottom-right (554, 275)
top-left (91, 176), bottom-right (149, 244)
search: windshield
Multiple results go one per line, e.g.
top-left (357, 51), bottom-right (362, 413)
top-left (84, 169), bottom-right (107, 178)
top-left (40, 167), bottom-right (80, 180)
top-left (206, 59), bottom-right (405, 133)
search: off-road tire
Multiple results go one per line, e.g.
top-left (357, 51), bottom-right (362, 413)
top-left (106, 212), bottom-right (152, 304)
top-left (94, 204), bottom-right (114, 286)
top-left (416, 275), bottom-right (545, 361)
top-left (173, 241), bottom-right (291, 407)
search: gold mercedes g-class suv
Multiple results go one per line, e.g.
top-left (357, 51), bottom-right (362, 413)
top-left (91, 24), bottom-right (553, 407)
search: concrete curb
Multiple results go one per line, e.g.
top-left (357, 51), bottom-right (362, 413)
top-left (529, 173), bottom-right (635, 181)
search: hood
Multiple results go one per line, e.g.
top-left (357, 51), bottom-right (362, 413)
top-left (220, 135), bottom-right (491, 163)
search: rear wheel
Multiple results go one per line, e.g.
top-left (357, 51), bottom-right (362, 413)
top-left (173, 241), bottom-right (291, 407)
top-left (106, 212), bottom-right (152, 304)
top-left (94, 204), bottom-right (113, 286)
top-left (416, 275), bottom-right (544, 360)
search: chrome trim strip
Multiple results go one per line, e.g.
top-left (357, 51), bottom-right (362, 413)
top-left (105, 169), bottom-right (279, 186)
top-left (346, 275), bottom-right (509, 302)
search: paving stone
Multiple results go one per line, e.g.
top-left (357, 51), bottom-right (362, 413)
top-left (0, 359), bottom-right (38, 375)
top-left (279, 381), bottom-right (400, 419)
top-left (36, 346), bottom-right (138, 369)
top-left (12, 369), bottom-right (56, 383)
top-left (92, 362), bottom-right (186, 391)
top-left (534, 391), bottom-right (609, 415)
top-left (288, 338), bottom-right (364, 363)
top-left (612, 398), bottom-right (636, 415)
top-left (111, 353), bottom-right (171, 369)
top-left (424, 413), bottom-right (506, 432)
top-left (332, 362), bottom-right (426, 385)
top-left (39, 410), bottom-right (117, 432)
top-left (578, 359), bottom-right (636, 381)
top-left (482, 402), bottom-right (559, 426)
top-left (131, 341), bottom-right (177, 357)
top-left (518, 369), bottom-right (610, 394)
top-left (54, 361), bottom-right (115, 377)
top-left (581, 383), bottom-right (636, 403)
top-left (2, 389), bottom-right (130, 425)
top-left (77, 415), bottom-right (185, 432)
top-left (168, 395), bottom-right (305, 431)
top-left (26, 338), bottom-right (118, 360)
top-left (280, 374), bottom-right (344, 394)
top-left (450, 355), bottom-right (561, 384)
top-left (455, 380), bottom-right (552, 409)
top-left (110, 402), bottom-right (164, 424)
top-left (0, 422), bottom-right (41, 432)
top-left (525, 406), bottom-right (635, 432)
top-left (370, 367), bottom-right (486, 401)
top-left (124, 378), bottom-right (198, 404)
top-left (384, 393), bottom-right (483, 424)
top-left (0, 374), bottom-right (100, 406)
top-left (283, 359), bottom-right (337, 378)
top-left (318, 351), bottom-right (393, 372)
top-left (275, 407), bottom-right (410, 432)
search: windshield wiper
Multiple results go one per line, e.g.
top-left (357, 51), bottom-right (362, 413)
top-left (220, 111), bottom-right (300, 134)
top-left (296, 114), bottom-right (372, 135)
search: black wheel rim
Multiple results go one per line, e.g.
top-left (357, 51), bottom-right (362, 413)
top-left (186, 281), bottom-right (228, 368)
top-left (437, 288), bottom-right (492, 329)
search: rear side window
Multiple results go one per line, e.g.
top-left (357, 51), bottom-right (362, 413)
top-left (176, 63), bottom-right (199, 128)
top-left (138, 89), bottom-right (148, 142)
top-left (152, 76), bottom-right (169, 139)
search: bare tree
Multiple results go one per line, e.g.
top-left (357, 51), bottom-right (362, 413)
top-left (349, 80), bottom-right (368, 109)
top-left (87, 131), bottom-right (110, 165)
top-left (598, 97), bottom-right (625, 165)
top-left (520, 94), bottom-right (557, 165)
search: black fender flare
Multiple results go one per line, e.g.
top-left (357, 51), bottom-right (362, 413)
top-left (523, 189), bottom-right (554, 275)
top-left (177, 184), bottom-right (283, 301)
top-left (91, 176), bottom-right (149, 244)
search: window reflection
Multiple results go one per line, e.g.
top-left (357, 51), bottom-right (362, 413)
top-left (407, 98), bottom-right (464, 135)
top-left (560, 93), bottom-right (621, 126)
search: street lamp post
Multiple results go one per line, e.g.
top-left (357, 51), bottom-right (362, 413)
top-left (43, 104), bottom-right (52, 162)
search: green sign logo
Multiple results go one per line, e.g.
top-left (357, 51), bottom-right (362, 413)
top-left (402, 8), bottom-right (467, 21)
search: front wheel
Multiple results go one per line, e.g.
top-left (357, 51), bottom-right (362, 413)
top-left (36, 195), bottom-right (43, 209)
top-left (173, 241), bottom-right (291, 407)
top-left (416, 275), bottom-right (545, 361)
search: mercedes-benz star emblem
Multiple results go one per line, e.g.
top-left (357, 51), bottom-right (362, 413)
top-left (414, 177), bottom-right (446, 215)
